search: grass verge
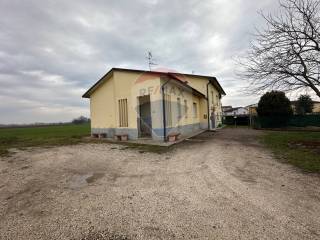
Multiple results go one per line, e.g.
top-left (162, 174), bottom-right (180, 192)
top-left (0, 124), bottom-right (90, 156)
top-left (261, 131), bottom-right (320, 173)
top-left (0, 124), bottom-right (171, 156)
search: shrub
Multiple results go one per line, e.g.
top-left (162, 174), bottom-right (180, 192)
top-left (295, 94), bottom-right (314, 115)
top-left (257, 91), bottom-right (293, 127)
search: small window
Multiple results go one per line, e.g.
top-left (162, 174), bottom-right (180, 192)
top-left (118, 98), bottom-right (128, 127)
top-left (184, 99), bottom-right (188, 118)
top-left (193, 102), bottom-right (197, 118)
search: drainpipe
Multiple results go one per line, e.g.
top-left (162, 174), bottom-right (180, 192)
top-left (161, 79), bottom-right (171, 142)
top-left (206, 80), bottom-right (211, 130)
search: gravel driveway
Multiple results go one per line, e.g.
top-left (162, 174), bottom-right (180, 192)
top-left (0, 128), bottom-right (319, 240)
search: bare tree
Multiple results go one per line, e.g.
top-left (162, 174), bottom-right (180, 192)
top-left (238, 0), bottom-right (320, 98)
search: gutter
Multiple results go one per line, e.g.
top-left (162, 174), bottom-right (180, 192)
top-left (161, 79), bottom-right (171, 142)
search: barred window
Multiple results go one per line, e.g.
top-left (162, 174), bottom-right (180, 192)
top-left (118, 98), bottom-right (128, 127)
top-left (184, 99), bottom-right (188, 118)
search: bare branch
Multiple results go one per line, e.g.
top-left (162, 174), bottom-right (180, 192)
top-left (237, 0), bottom-right (320, 98)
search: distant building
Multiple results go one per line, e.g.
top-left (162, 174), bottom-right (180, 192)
top-left (223, 106), bottom-right (249, 116)
top-left (222, 106), bottom-right (232, 112)
top-left (247, 101), bottom-right (320, 116)
top-left (246, 103), bottom-right (258, 116)
top-left (291, 101), bottom-right (320, 114)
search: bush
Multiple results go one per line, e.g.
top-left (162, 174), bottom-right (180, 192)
top-left (257, 91), bottom-right (293, 127)
top-left (295, 94), bottom-right (314, 115)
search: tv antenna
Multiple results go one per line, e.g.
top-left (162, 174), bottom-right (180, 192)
top-left (146, 51), bottom-right (157, 70)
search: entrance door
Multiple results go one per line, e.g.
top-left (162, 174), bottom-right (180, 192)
top-left (138, 95), bottom-right (152, 138)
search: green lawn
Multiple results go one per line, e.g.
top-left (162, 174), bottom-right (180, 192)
top-left (261, 131), bottom-right (320, 173)
top-left (0, 123), bottom-right (90, 156)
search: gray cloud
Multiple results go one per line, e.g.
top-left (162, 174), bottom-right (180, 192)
top-left (0, 0), bottom-right (277, 124)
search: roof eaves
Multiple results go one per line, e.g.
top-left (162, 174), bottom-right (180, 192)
top-left (82, 68), bottom-right (114, 98)
top-left (209, 77), bottom-right (226, 96)
top-left (83, 67), bottom-right (226, 98)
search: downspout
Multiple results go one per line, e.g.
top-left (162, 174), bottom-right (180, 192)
top-left (161, 79), bottom-right (171, 142)
top-left (206, 80), bottom-right (211, 130)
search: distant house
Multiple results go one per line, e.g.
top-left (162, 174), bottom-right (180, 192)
top-left (223, 107), bottom-right (249, 116)
top-left (83, 68), bottom-right (226, 141)
top-left (291, 100), bottom-right (320, 114)
top-left (246, 103), bottom-right (258, 116)
top-left (247, 101), bottom-right (320, 116)
top-left (222, 106), bottom-right (232, 112)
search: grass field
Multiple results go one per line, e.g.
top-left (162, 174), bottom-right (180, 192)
top-left (261, 131), bottom-right (320, 173)
top-left (0, 123), bottom-right (90, 156)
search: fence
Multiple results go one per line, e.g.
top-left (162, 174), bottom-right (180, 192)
top-left (223, 116), bottom-right (249, 126)
top-left (251, 115), bottom-right (320, 128)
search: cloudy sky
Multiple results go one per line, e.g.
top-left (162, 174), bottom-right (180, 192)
top-left (0, 0), bottom-right (278, 124)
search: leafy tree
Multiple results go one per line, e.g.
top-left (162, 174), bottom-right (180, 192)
top-left (257, 91), bottom-right (293, 127)
top-left (296, 94), bottom-right (314, 114)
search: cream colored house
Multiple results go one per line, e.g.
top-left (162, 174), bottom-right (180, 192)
top-left (83, 68), bottom-right (225, 141)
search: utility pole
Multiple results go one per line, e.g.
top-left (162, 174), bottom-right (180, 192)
top-left (146, 51), bottom-right (157, 70)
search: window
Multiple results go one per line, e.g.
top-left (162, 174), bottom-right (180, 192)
top-left (184, 99), bottom-right (188, 118)
top-left (193, 102), bottom-right (197, 118)
top-left (177, 98), bottom-right (182, 120)
top-left (165, 94), bottom-right (172, 127)
top-left (118, 98), bottom-right (128, 127)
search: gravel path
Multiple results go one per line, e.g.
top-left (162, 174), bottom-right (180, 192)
top-left (0, 128), bottom-right (319, 240)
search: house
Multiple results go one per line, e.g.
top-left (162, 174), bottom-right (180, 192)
top-left (247, 101), bottom-right (320, 116)
top-left (291, 100), bottom-right (320, 114)
top-left (223, 107), bottom-right (249, 116)
top-left (222, 106), bottom-right (232, 112)
top-left (82, 68), bottom-right (226, 141)
top-left (246, 103), bottom-right (258, 116)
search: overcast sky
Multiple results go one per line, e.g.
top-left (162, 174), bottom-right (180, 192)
top-left (0, 0), bottom-right (279, 124)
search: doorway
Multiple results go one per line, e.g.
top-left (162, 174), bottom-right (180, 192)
top-left (138, 95), bottom-right (152, 138)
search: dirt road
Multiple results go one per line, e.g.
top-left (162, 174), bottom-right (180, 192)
top-left (0, 128), bottom-right (319, 239)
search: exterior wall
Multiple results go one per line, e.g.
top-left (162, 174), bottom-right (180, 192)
top-left (153, 78), bottom-right (203, 140)
top-left (208, 84), bottom-right (223, 127)
top-left (90, 74), bottom-right (116, 129)
top-left (313, 103), bottom-right (320, 113)
top-left (91, 70), bottom-right (163, 139)
top-left (184, 75), bottom-right (223, 128)
top-left (249, 106), bottom-right (258, 116)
